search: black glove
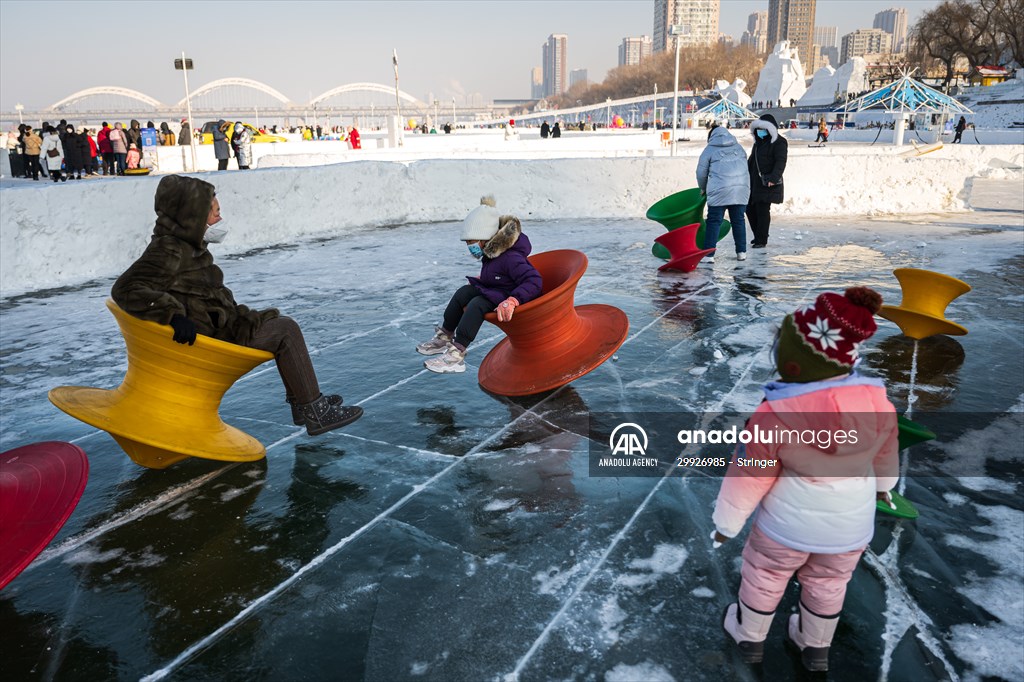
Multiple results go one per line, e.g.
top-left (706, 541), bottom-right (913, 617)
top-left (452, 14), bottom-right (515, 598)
top-left (169, 314), bottom-right (197, 346)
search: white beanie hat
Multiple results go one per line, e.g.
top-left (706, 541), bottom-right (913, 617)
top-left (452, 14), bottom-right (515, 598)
top-left (460, 195), bottom-right (501, 241)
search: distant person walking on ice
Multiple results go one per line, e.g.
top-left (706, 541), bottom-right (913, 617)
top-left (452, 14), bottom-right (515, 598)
top-left (696, 124), bottom-right (749, 262)
top-left (416, 196), bottom-right (542, 374)
top-left (953, 116), bottom-right (967, 144)
top-left (347, 125), bottom-right (361, 149)
top-left (112, 175), bottom-right (363, 435)
top-left (815, 118), bottom-right (829, 143)
top-left (712, 287), bottom-right (898, 674)
top-left (552, 122), bottom-right (561, 138)
top-left (540, 121), bottom-right (550, 138)
top-left (504, 119), bottom-right (518, 141)
top-left (746, 114), bottom-right (788, 249)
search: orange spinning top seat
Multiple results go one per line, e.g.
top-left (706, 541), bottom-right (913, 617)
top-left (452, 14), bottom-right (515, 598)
top-left (48, 300), bottom-right (274, 469)
top-left (654, 223), bottom-right (716, 273)
top-left (477, 250), bottom-right (629, 397)
top-left (878, 268), bottom-right (970, 340)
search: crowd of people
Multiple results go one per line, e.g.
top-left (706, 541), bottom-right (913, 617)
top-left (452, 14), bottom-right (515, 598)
top-left (6, 119), bottom-right (152, 180)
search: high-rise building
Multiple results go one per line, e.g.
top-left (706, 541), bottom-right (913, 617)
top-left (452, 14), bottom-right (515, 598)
top-left (814, 26), bottom-right (837, 49)
top-left (873, 7), bottom-right (909, 53)
top-left (741, 10), bottom-right (769, 53)
top-left (619, 35), bottom-right (653, 66)
top-left (653, 0), bottom-right (720, 53)
top-left (530, 67), bottom-right (544, 99)
top-left (811, 26), bottom-right (838, 70)
top-left (767, 0), bottom-right (817, 66)
top-left (542, 34), bottom-right (568, 98)
top-left (748, 10), bottom-right (769, 34)
top-left (569, 69), bottom-right (588, 88)
top-left (840, 28), bottom-right (893, 64)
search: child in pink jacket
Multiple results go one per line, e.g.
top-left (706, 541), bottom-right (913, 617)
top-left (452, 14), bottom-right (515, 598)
top-left (713, 287), bottom-right (898, 673)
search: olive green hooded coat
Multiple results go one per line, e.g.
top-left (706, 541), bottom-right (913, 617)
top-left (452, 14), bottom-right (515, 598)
top-left (111, 174), bottom-right (278, 346)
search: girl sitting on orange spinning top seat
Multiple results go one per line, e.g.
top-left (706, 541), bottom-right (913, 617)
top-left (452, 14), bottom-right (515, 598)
top-left (417, 196), bottom-right (542, 374)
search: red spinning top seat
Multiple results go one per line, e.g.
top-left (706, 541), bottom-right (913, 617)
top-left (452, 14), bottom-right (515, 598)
top-left (477, 250), bottom-right (629, 397)
top-left (654, 223), bottom-right (716, 272)
top-left (1, 442), bottom-right (89, 590)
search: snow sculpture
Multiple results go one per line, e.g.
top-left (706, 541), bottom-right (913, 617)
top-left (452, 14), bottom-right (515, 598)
top-left (798, 58), bottom-right (869, 106)
top-left (751, 41), bottom-right (807, 106)
top-left (714, 78), bottom-right (753, 107)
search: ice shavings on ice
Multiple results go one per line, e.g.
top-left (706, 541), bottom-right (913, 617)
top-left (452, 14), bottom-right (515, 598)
top-left (483, 498), bottom-right (518, 512)
top-left (535, 562), bottom-right (585, 596)
top-left (945, 503), bottom-right (1024, 682)
top-left (690, 587), bottom-right (716, 599)
top-left (614, 544), bottom-right (688, 589)
top-left (64, 547), bottom-right (125, 565)
top-left (598, 595), bottom-right (628, 644)
top-left (604, 661), bottom-right (677, 682)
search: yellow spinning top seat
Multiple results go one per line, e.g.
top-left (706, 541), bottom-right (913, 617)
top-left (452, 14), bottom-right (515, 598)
top-left (49, 300), bottom-right (274, 469)
top-left (879, 268), bottom-right (971, 340)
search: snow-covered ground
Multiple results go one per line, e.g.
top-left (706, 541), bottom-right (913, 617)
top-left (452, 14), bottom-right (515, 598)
top-left (956, 75), bottom-right (1024, 130)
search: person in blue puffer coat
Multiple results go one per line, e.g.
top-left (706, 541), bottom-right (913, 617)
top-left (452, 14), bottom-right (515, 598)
top-left (696, 124), bottom-right (750, 262)
top-left (417, 195), bottom-right (543, 374)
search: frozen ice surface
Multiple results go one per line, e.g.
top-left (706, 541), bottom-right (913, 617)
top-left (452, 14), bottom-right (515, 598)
top-left (1, 181), bottom-right (1022, 681)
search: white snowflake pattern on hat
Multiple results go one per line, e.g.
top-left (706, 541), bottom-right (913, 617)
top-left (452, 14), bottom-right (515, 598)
top-left (806, 317), bottom-right (843, 352)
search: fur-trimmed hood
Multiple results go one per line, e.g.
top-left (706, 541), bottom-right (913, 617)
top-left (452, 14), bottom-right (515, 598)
top-left (482, 215), bottom-right (525, 259)
top-left (751, 115), bottom-right (780, 143)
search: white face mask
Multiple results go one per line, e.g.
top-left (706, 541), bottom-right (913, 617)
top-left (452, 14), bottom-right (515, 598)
top-left (205, 222), bottom-right (228, 244)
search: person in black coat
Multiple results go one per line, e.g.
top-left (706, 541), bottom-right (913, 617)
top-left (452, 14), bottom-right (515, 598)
top-left (76, 127), bottom-right (91, 177)
top-left (551, 122), bottom-right (561, 138)
top-left (61, 124), bottom-right (85, 180)
top-left (540, 121), bottom-right (550, 138)
top-left (953, 116), bottom-right (967, 144)
top-left (746, 114), bottom-right (788, 248)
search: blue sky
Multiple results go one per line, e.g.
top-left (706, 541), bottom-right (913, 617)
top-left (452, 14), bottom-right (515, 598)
top-left (0, 1), bottom-right (939, 110)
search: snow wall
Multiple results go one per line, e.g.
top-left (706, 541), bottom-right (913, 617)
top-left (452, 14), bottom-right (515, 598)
top-left (0, 148), bottom-right (1017, 296)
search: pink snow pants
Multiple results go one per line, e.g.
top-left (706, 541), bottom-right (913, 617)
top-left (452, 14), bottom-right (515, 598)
top-left (738, 524), bottom-right (865, 616)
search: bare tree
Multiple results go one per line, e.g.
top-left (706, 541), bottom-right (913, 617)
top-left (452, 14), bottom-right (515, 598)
top-left (993, 0), bottom-right (1024, 67)
top-left (912, 3), bottom-right (964, 86)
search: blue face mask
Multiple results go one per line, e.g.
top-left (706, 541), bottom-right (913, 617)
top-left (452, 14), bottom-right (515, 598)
top-left (468, 243), bottom-right (484, 260)
top-left (756, 129), bottom-right (769, 140)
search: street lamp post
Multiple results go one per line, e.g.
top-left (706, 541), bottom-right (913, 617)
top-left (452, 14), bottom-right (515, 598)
top-left (392, 49), bottom-right (403, 146)
top-left (174, 53), bottom-right (198, 172)
top-left (669, 24), bottom-right (690, 157)
top-left (15, 103), bottom-right (24, 125)
top-left (452, 96), bottom-right (456, 127)
top-left (434, 100), bottom-right (439, 130)
top-left (652, 84), bottom-right (657, 127)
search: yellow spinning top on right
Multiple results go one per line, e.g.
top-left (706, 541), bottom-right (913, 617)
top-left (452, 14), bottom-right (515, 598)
top-left (879, 268), bottom-right (971, 340)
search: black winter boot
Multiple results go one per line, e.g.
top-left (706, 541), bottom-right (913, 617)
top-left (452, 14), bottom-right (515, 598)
top-left (298, 393), bottom-right (362, 435)
top-left (288, 394), bottom-right (342, 425)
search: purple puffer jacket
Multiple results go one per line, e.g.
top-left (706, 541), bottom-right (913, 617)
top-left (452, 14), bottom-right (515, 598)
top-left (467, 217), bottom-right (543, 306)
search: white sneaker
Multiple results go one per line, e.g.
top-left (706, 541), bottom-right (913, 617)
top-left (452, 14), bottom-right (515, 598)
top-left (416, 327), bottom-right (451, 355)
top-left (738, 252), bottom-right (747, 261)
top-left (706, 256), bottom-right (715, 264)
top-left (424, 344), bottom-right (466, 373)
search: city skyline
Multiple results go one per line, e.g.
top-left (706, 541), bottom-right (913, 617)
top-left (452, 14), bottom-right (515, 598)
top-left (0, 1), bottom-right (941, 111)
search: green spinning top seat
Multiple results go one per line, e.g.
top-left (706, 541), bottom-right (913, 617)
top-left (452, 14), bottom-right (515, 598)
top-left (646, 188), bottom-right (731, 260)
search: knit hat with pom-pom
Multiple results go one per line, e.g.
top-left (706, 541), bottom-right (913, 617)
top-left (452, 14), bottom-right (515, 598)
top-left (460, 195), bottom-right (502, 241)
top-left (776, 287), bottom-right (883, 382)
